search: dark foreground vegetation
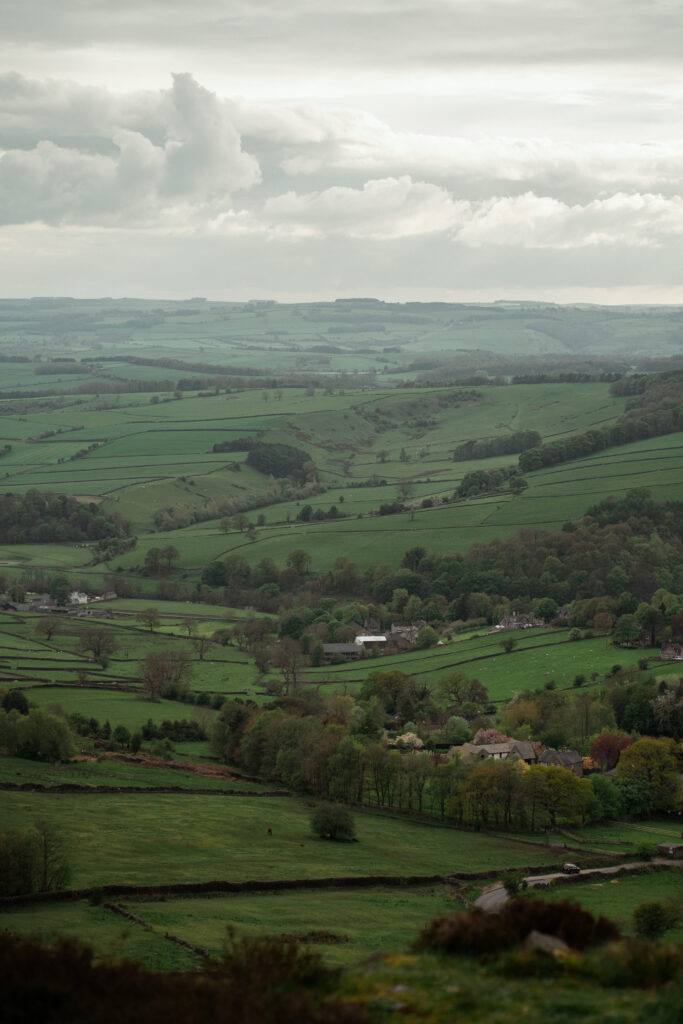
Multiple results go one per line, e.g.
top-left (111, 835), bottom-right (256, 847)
top-left (3, 896), bottom-right (683, 1024)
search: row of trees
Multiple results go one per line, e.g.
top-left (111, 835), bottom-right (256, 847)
top-left (211, 696), bottom-right (680, 827)
top-left (453, 430), bottom-right (541, 461)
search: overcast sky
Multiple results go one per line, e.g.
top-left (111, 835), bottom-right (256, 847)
top-left (1, 0), bottom-right (683, 303)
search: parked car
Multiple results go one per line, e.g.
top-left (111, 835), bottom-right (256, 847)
top-left (562, 862), bottom-right (581, 874)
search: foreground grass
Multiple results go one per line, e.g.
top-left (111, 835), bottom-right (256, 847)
top-left (0, 900), bottom-right (196, 972)
top-left (94, 886), bottom-right (459, 969)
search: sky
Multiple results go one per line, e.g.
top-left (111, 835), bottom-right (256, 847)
top-left (1, 0), bottom-right (683, 303)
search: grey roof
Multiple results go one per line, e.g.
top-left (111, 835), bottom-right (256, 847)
top-left (540, 749), bottom-right (582, 766)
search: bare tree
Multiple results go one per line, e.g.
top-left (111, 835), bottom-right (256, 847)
top-left (136, 607), bottom-right (160, 632)
top-left (35, 616), bottom-right (60, 642)
top-left (78, 627), bottom-right (118, 666)
top-left (140, 649), bottom-right (193, 700)
top-left (274, 637), bottom-right (307, 695)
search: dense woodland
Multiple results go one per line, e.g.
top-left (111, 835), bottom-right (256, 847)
top-left (0, 491), bottom-right (130, 544)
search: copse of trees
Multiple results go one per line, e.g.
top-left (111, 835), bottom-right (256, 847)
top-left (453, 430), bottom-right (541, 461)
top-left (0, 708), bottom-right (75, 761)
top-left (245, 443), bottom-right (315, 483)
top-left (0, 490), bottom-right (130, 544)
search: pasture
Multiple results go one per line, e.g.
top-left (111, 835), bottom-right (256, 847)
top-left (542, 869), bottom-right (683, 942)
top-left (298, 628), bottom-right (653, 701)
top-left (0, 790), bottom-right (563, 888)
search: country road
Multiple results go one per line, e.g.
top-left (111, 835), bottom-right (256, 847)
top-left (474, 858), bottom-right (682, 911)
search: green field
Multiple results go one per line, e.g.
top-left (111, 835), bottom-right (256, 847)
top-left (0, 754), bottom-right (272, 791)
top-left (298, 628), bottom-right (654, 700)
top-left (0, 790), bottom-right (563, 888)
top-left (543, 869), bottom-right (683, 942)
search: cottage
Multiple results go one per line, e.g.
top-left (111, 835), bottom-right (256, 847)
top-left (498, 611), bottom-right (544, 630)
top-left (322, 643), bottom-right (361, 663)
top-left (661, 643), bottom-right (683, 661)
top-left (540, 749), bottom-right (583, 777)
top-left (453, 740), bottom-right (537, 764)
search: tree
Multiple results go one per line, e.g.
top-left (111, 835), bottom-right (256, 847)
top-left (415, 625), bottom-right (438, 650)
top-left (78, 628), bottom-right (118, 665)
top-left (33, 820), bottom-right (70, 892)
top-left (202, 561), bottom-right (228, 587)
top-left (140, 650), bottom-right (193, 701)
top-left (1, 690), bottom-right (29, 715)
top-left (0, 828), bottom-right (40, 896)
top-left (143, 547), bottom-right (162, 576)
top-left (589, 732), bottom-right (633, 770)
top-left (310, 803), bottom-right (356, 841)
top-left (593, 612), bottom-right (613, 635)
top-left (2, 707), bottom-right (75, 762)
top-left (136, 607), bottom-right (160, 633)
top-left (192, 634), bottom-right (213, 661)
top-left (501, 636), bottom-right (518, 654)
top-left (49, 575), bottom-right (71, 606)
top-left (286, 549), bottom-right (312, 576)
top-left (534, 598), bottom-right (558, 623)
top-left (633, 901), bottom-right (678, 939)
top-left (161, 545), bottom-right (180, 573)
top-left (613, 614), bottom-right (640, 647)
top-left (274, 637), bottom-right (306, 694)
top-left (35, 616), bottom-right (60, 642)
top-left (436, 672), bottom-right (490, 718)
top-left (617, 736), bottom-right (680, 811)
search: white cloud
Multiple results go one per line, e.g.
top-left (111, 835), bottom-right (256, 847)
top-left (457, 191), bottom-right (683, 249)
top-left (260, 176), bottom-right (466, 239)
top-left (0, 74), bottom-right (260, 226)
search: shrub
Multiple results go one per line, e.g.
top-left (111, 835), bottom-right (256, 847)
top-left (310, 804), bottom-right (356, 842)
top-left (633, 902), bottom-right (679, 939)
top-left (634, 841), bottom-right (657, 862)
top-left (414, 898), bottom-right (619, 956)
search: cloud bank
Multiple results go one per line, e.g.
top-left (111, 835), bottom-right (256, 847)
top-left (1, 61), bottom-right (683, 300)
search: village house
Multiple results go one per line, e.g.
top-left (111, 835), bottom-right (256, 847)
top-left (540, 748), bottom-right (584, 777)
top-left (498, 611), bottom-right (544, 630)
top-left (354, 634), bottom-right (387, 651)
top-left (322, 642), bottom-right (361, 663)
top-left (451, 739), bottom-right (538, 765)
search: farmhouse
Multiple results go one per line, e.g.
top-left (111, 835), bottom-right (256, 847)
top-left (453, 740), bottom-right (537, 764)
top-left (322, 643), bottom-right (361, 663)
top-left (540, 749), bottom-right (583, 776)
top-left (354, 634), bottom-right (387, 650)
top-left (661, 642), bottom-right (683, 661)
top-left (498, 611), bottom-right (544, 630)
